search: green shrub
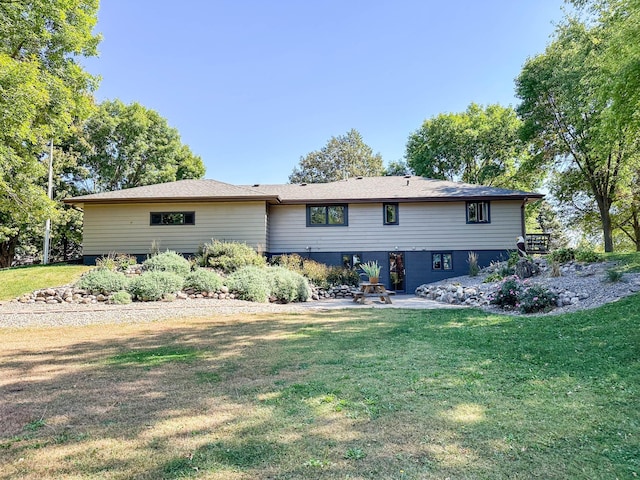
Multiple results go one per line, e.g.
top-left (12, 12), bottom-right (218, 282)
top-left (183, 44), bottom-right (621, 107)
top-left (605, 268), bottom-right (623, 283)
top-left (115, 253), bottom-right (137, 270)
top-left (549, 247), bottom-right (575, 264)
top-left (327, 266), bottom-right (361, 286)
top-left (489, 276), bottom-right (558, 314)
top-left (76, 268), bottom-right (129, 295)
top-left (227, 266), bottom-right (270, 302)
top-left (95, 254), bottom-right (118, 271)
top-left (296, 274), bottom-right (312, 302)
top-left (143, 250), bottom-right (191, 276)
top-left (507, 250), bottom-right (520, 267)
top-left (489, 276), bottom-right (524, 309)
top-left (484, 272), bottom-right (504, 283)
top-left (518, 284), bottom-right (558, 313)
top-left (128, 271), bottom-right (184, 301)
top-left (270, 254), bottom-right (339, 288)
top-left (270, 253), bottom-right (304, 272)
top-left (575, 248), bottom-right (600, 263)
top-left (301, 259), bottom-right (330, 287)
top-left (184, 269), bottom-right (224, 293)
top-left (199, 240), bottom-right (266, 273)
top-left (110, 290), bottom-right (132, 305)
top-left (265, 266), bottom-right (304, 303)
top-left (498, 264), bottom-right (514, 277)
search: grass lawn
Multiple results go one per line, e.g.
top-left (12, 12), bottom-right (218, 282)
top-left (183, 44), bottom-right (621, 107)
top-left (603, 251), bottom-right (640, 273)
top-left (0, 264), bottom-right (91, 301)
top-left (1, 297), bottom-right (638, 479)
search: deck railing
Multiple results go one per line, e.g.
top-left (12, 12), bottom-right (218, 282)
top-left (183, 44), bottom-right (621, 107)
top-left (526, 233), bottom-right (551, 254)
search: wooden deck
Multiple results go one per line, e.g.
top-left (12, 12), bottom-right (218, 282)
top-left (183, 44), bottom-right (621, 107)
top-left (526, 233), bottom-right (551, 254)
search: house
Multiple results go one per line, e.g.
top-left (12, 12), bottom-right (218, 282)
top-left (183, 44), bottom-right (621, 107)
top-left (64, 176), bottom-right (543, 292)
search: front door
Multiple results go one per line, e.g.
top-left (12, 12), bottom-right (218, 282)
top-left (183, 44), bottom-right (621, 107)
top-left (389, 252), bottom-right (405, 292)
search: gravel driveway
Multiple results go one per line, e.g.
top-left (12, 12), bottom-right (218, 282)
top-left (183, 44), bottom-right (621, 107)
top-left (0, 295), bottom-right (461, 329)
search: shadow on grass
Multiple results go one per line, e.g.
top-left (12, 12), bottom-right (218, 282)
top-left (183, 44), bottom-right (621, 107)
top-left (1, 299), bottom-right (639, 479)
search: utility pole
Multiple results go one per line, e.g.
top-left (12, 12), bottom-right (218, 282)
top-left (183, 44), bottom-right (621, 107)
top-left (43, 140), bottom-right (53, 265)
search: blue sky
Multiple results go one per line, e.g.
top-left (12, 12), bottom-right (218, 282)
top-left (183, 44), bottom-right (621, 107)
top-left (82, 0), bottom-right (566, 185)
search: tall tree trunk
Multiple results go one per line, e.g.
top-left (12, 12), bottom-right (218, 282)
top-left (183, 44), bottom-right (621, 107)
top-left (63, 234), bottom-right (69, 261)
top-left (595, 195), bottom-right (614, 252)
top-left (0, 236), bottom-right (18, 268)
top-left (632, 209), bottom-right (640, 252)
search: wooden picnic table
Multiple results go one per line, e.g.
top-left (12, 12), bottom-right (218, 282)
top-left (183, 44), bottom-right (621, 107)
top-left (352, 282), bottom-right (395, 304)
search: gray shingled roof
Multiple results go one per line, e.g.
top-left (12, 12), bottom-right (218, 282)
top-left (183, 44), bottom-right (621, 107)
top-left (247, 176), bottom-right (542, 204)
top-left (64, 179), bottom-right (279, 204)
top-left (65, 176), bottom-right (542, 205)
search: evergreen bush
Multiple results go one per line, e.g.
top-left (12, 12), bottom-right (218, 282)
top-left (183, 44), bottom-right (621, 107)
top-left (143, 250), bottom-right (191, 276)
top-left (76, 268), bottom-right (129, 295)
top-left (184, 269), bottom-right (224, 293)
top-left (128, 271), bottom-right (184, 301)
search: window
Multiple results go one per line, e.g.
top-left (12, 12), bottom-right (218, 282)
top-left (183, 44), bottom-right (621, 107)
top-left (383, 203), bottom-right (399, 225)
top-left (466, 201), bottom-right (490, 223)
top-left (432, 252), bottom-right (453, 271)
top-left (150, 212), bottom-right (195, 225)
top-left (307, 204), bottom-right (348, 226)
top-left (341, 253), bottom-right (362, 269)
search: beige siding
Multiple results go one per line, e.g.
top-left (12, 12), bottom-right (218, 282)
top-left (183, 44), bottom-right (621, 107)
top-left (82, 201), bottom-right (267, 255)
top-left (265, 203), bottom-right (271, 254)
top-left (268, 201), bottom-right (522, 253)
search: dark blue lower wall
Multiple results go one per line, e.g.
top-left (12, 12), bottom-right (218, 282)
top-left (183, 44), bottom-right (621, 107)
top-left (270, 249), bottom-right (509, 293)
top-left (85, 249), bottom-right (509, 294)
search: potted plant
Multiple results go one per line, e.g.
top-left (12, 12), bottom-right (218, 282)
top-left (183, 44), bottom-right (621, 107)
top-left (360, 261), bottom-right (381, 284)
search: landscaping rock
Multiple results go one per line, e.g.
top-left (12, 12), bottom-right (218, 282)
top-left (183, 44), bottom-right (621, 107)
top-left (417, 258), bottom-right (640, 315)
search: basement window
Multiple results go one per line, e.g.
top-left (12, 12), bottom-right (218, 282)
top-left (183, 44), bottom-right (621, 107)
top-left (150, 212), bottom-right (195, 225)
top-left (341, 253), bottom-right (362, 269)
top-left (432, 252), bottom-right (453, 271)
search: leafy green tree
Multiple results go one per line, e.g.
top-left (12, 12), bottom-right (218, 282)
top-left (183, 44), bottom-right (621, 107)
top-left (609, 164), bottom-right (640, 251)
top-left (565, 0), bottom-right (640, 251)
top-left (289, 129), bottom-right (384, 183)
top-left (71, 100), bottom-right (205, 193)
top-left (0, 0), bottom-right (99, 267)
top-left (516, 18), bottom-right (637, 252)
top-left (567, 0), bottom-right (640, 129)
top-left (405, 103), bottom-right (538, 190)
top-left (384, 160), bottom-right (413, 176)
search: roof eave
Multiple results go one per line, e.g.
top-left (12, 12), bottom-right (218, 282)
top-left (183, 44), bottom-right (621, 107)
top-left (276, 193), bottom-right (544, 205)
top-left (63, 195), bottom-right (281, 206)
